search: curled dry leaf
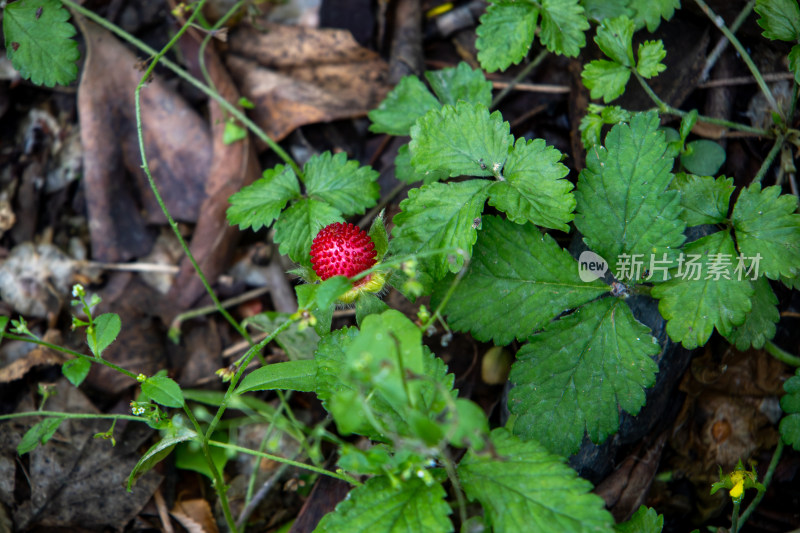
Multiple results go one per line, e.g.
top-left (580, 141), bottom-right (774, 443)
top-left (74, 15), bottom-right (211, 261)
top-left (0, 242), bottom-right (75, 317)
top-left (226, 23), bottom-right (392, 142)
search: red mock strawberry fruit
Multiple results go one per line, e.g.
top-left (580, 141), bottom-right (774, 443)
top-left (310, 222), bottom-right (377, 284)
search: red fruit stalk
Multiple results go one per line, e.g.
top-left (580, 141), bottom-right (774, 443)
top-left (310, 222), bottom-right (377, 284)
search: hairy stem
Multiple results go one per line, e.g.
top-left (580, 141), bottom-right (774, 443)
top-left (752, 133), bottom-right (786, 183)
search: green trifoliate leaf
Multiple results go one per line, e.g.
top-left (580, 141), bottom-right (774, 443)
top-left (724, 276), bottom-right (779, 350)
top-left (303, 152), bottom-right (379, 215)
top-left (410, 101), bottom-right (513, 179)
top-left (615, 506), bottom-right (664, 533)
top-left (3, 0), bottom-right (80, 87)
top-left (780, 369), bottom-right (800, 451)
top-left (651, 231), bottom-right (755, 349)
top-left (539, 0), bottom-right (589, 58)
top-left (273, 198), bottom-right (343, 265)
top-left (575, 111), bottom-right (685, 280)
top-left (476, 1), bottom-right (538, 72)
top-left (732, 183), bottom-right (800, 280)
top-left (425, 61), bottom-right (492, 108)
top-left (754, 0), bottom-right (800, 42)
top-left (457, 428), bottom-right (613, 533)
top-left (390, 180), bottom-right (490, 279)
top-left (595, 16), bottom-right (635, 66)
top-left (314, 475), bottom-right (452, 533)
top-left (509, 298), bottom-right (659, 455)
top-left (636, 40), bottom-right (667, 78)
top-left (227, 165), bottom-right (300, 231)
top-left (579, 104), bottom-right (631, 148)
top-left (437, 216), bottom-right (608, 345)
top-left (670, 173), bottom-right (734, 226)
top-left (88, 313), bottom-right (121, 358)
top-left (368, 76), bottom-right (440, 135)
top-left (488, 138), bottom-right (574, 231)
top-left (629, 0), bottom-right (681, 32)
top-left (581, 60), bottom-right (631, 103)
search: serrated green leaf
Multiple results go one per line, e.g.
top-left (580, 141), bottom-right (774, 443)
top-left (88, 313), bottom-right (121, 358)
top-left (637, 40), bottom-right (667, 78)
top-left (62, 357), bottom-right (91, 387)
top-left (780, 369), bottom-right (800, 450)
top-left (509, 298), bottom-right (659, 455)
top-left (142, 375), bottom-right (185, 408)
top-left (581, 60), bottom-right (631, 103)
top-left (355, 293), bottom-right (390, 326)
top-left (615, 505), bottom-right (664, 533)
top-left (670, 173), bottom-right (734, 226)
top-left (273, 198), bottom-right (344, 265)
top-left (17, 417), bottom-right (64, 455)
top-left (789, 44), bottom-right (800, 84)
top-left (390, 180), bottom-right (490, 279)
top-left (724, 276), bottom-right (779, 350)
top-left (732, 183), bottom-right (800, 280)
top-left (303, 152), bottom-right (379, 215)
top-left (476, 1), bottom-right (538, 72)
top-left (246, 311), bottom-right (320, 361)
top-left (236, 360), bottom-right (317, 394)
top-left (595, 16), bottom-right (635, 66)
top-left (582, 0), bottom-right (633, 22)
top-left (754, 0), bottom-right (800, 41)
top-left (128, 426), bottom-right (196, 491)
top-left (651, 231), bottom-right (755, 349)
top-left (487, 138), bottom-right (575, 231)
top-left (539, 0), bottom-right (589, 58)
top-left (681, 139), bottom-right (726, 176)
top-left (457, 428), bottom-right (614, 533)
top-left (369, 212), bottom-right (389, 260)
top-left (394, 143), bottom-right (448, 185)
top-left (3, 0), bottom-right (80, 87)
top-left (314, 475), bottom-right (452, 533)
top-left (368, 76), bottom-right (440, 135)
top-left (410, 101), bottom-right (513, 179)
top-left (227, 165), bottom-right (300, 231)
top-left (629, 0), bottom-right (680, 32)
top-left (315, 323), bottom-right (453, 440)
top-left (575, 111), bottom-right (685, 279)
top-left (425, 61), bottom-right (493, 108)
top-left (437, 216), bottom-right (608, 345)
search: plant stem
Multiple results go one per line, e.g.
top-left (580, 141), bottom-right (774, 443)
top-left (205, 318), bottom-right (298, 439)
top-left (753, 133), bottom-right (786, 183)
top-left (60, 0), bottom-right (301, 177)
top-left (738, 440), bottom-right (784, 529)
top-left (632, 70), bottom-right (771, 136)
top-left (693, 0), bottom-right (781, 116)
top-left (420, 251), bottom-right (470, 332)
top-left (441, 452), bottom-right (468, 526)
top-left (491, 49), bottom-right (549, 109)
top-left (207, 440), bottom-right (361, 485)
top-left (182, 404), bottom-right (238, 533)
top-left (764, 340), bottom-right (800, 366)
top-left (730, 499), bottom-right (741, 533)
top-left (0, 411), bottom-right (143, 422)
top-left (0, 333), bottom-right (138, 380)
